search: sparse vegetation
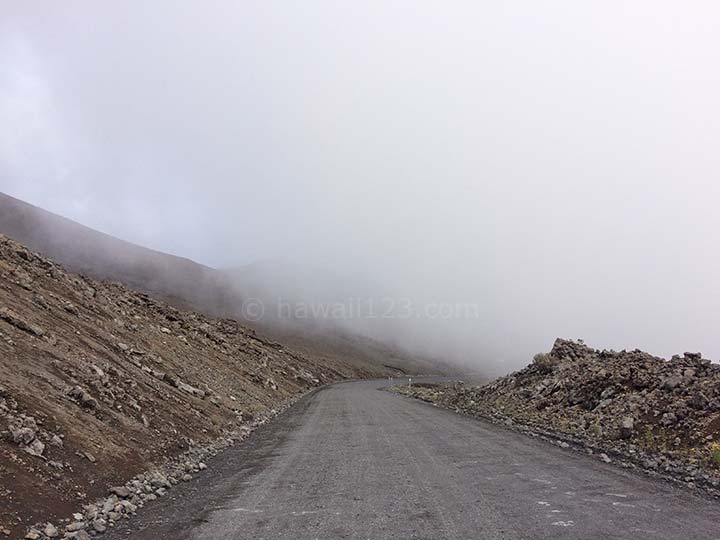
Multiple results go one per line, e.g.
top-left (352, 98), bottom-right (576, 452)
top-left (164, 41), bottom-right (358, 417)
top-left (711, 442), bottom-right (720, 467)
top-left (532, 352), bottom-right (558, 373)
top-left (642, 426), bottom-right (655, 450)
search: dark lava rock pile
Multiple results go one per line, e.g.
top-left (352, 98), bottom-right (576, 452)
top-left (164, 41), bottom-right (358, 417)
top-left (396, 339), bottom-right (720, 495)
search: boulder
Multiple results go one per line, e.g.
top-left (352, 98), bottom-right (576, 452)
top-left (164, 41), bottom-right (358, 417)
top-left (173, 379), bottom-right (206, 399)
top-left (661, 376), bottom-right (682, 391)
top-left (23, 439), bottom-right (45, 457)
top-left (92, 519), bottom-right (107, 533)
top-left (66, 532), bottom-right (91, 540)
top-left (10, 425), bottom-right (36, 446)
top-left (67, 386), bottom-right (99, 409)
top-left (110, 486), bottom-right (131, 498)
top-left (65, 521), bottom-right (86, 532)
top-left (619, 417), bottom-right (634, 439)
top-left (0, 307), bottom-right (44, 336)
top-left (688, 393), bottom-right (709, 410)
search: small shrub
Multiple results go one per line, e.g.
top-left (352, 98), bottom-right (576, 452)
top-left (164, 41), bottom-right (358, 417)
top-left (533, 352), bottom-right (558, 373)
top-left (642, 426), bottom-right (655, 450)
top-left (711, 442), bottom-right (720, 467)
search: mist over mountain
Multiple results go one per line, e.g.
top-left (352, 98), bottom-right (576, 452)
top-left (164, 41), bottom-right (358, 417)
top-left (0, 192), bottom-right (238, 314)
top-left (0, 192), bottom-right (452, 376)
top-left (2, 3), bottom-right (719, 373)
top-left (4, 4), bottom-right (720, 539)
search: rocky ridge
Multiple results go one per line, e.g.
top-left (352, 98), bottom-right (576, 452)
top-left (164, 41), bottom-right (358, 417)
top-left (394, 339), bottom-right (720, 495)
top-left (0, 233), bottom-right (386, 538)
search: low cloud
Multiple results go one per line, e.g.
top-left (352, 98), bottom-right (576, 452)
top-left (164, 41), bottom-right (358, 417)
top-left (1, 2), bottom-right (719, 374)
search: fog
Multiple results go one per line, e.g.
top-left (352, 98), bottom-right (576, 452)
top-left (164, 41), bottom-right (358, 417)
top-left (1, 2), bottom-right (719, 373)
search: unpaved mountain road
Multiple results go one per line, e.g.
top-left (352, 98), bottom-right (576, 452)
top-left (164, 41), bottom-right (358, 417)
top-left (106, 380), bottom-right (720, 540)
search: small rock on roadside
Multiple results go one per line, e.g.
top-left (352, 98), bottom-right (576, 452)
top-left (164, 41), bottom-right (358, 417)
top-left (109, 486), bottom-right (131, 498)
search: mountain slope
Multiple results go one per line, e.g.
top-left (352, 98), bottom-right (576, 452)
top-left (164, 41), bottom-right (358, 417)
top-left (0, 233), bottom-right (388, 536)
top-left (0, 192), bottom-right (445, 376)
top-left (0, 192), bottom-right (239, 314)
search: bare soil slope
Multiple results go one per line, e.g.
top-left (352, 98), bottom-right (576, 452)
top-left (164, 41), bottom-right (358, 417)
top-left (0, 234), bottom-right (384, 536)
top-left (0, 192), bottom-right (237, 315)
top-left (0, 192), bottom-right (443, 378)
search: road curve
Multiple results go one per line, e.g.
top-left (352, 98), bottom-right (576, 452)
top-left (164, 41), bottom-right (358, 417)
top-left (107, 379), bottom-right (720, 540)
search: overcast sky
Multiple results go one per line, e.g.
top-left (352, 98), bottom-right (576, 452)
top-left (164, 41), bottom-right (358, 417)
top-left (1, 2), bottom-right (719, 370)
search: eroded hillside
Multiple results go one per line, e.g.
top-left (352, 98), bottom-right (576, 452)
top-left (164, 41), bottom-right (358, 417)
top-left (0, 191), bottom-right (446, 380)
top-left (0, 234), bottom-right (384, 536)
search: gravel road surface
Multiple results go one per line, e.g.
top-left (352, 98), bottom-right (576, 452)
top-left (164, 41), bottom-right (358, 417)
top-left (106, 379), bottom-right (720, 539)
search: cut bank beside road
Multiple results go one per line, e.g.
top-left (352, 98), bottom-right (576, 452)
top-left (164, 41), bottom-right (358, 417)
top-left (0, 233), bottom-right (393, 538)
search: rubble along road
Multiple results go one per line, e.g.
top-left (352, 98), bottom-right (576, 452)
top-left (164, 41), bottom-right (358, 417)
top-left (105, 379), bottom-right (720, 540)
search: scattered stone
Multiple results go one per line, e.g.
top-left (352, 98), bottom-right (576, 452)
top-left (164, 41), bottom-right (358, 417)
top-left (0, 307), bottom-right (44, 336)
top-left (619, 417), bottom-right (634, 439)
top-left (67, 386), bottom-right (99, 409)
top-left (50, 434), bottom-right (64, 448)
top-left (63, 302), bottom-right (79, 315)
top-left (171, 379), bottom-right (206, 399)
top-left (92, 519), bottom-right (107, 533)
top-left (43, 523), bottom-right (58, 538)
top-left (102, 495), bottom-right (118, 513)
top-left (65, 521), bottom-right (86, 532)
top-left (66, 531), bottom-right (91, 540)
top-left (23, 438), bottom-right (45, 458)
top-left (10, 424), bottom-right (36, 445)
top-left (109, 486), bottom-right (131, 498)
top-left (642, 458), bottom-right (659, 470)
top-left (689, 392), bottom-right (708, 410)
